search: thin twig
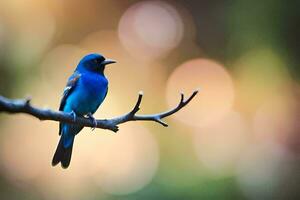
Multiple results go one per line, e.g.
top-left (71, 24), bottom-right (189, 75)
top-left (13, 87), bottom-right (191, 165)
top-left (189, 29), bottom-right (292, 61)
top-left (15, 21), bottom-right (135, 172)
top-left (0, 90), bottom-right (198, 132)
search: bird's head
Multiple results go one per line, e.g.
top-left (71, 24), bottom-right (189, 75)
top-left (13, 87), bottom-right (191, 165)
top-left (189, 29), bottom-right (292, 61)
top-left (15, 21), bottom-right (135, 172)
top-left (76, 53), bottom-right (116, 74)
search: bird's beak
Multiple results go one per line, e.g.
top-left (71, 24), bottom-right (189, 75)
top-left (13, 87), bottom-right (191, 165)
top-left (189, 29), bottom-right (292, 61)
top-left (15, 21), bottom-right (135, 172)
top-left (101, 59), bottom-right (116, 65)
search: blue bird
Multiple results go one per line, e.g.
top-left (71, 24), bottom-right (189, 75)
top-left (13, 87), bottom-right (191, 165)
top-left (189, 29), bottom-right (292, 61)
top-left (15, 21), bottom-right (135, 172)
top-left (52, 53), bottom-right (116, 168)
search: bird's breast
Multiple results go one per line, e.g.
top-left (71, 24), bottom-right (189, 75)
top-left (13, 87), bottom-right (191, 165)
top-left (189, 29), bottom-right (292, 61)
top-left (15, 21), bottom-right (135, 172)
top-left (68, 74), bottom-right (108, 115)
top-left (83, 76), bottom-right (107, 96)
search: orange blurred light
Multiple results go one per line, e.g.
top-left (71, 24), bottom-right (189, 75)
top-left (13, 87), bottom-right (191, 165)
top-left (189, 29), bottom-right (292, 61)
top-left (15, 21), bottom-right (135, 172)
top-left (166, 58), bottom-right (235, 127)
top-left (0, 116), bottom-right (56, 183)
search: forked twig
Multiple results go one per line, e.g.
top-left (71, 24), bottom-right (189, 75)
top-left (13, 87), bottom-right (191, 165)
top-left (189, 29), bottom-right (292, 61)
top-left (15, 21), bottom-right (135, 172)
top-left (0, 90), bottom-right (198, 132)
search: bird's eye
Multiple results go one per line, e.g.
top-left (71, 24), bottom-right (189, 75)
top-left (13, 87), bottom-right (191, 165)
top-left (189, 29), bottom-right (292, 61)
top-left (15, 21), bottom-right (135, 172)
top-left (94, 59), bottom-right (98, 64)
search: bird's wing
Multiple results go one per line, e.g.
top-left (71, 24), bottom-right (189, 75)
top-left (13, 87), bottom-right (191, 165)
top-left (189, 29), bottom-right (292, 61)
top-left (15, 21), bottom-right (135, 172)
top-left (58, 72), bottom-right (81, 135)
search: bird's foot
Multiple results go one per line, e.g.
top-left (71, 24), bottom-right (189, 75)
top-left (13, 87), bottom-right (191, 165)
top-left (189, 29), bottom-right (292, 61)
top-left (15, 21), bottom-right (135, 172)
top-left (70, 111), bottom-right (77, 122)
top-left (87, 113), bottom-right (97, 131)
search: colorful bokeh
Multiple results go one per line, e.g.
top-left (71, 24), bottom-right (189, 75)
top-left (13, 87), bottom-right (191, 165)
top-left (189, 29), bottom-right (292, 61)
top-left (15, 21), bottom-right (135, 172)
top-left (0, 0), bottom-right (299, 199)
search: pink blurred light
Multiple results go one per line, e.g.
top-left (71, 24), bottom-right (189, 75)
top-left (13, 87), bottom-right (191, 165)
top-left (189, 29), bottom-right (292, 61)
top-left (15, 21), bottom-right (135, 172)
top-left (118, 0), bottom-right (184, 61)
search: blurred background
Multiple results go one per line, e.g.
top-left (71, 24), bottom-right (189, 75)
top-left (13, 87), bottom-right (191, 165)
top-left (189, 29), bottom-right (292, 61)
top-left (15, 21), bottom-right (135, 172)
top-left (0, 0), bottom-right (299, 199)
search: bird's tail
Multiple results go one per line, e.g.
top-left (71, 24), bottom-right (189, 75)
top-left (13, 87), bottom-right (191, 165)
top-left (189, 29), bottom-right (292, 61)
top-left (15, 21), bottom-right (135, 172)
top-left (52, 135), bottom-right (74, 169)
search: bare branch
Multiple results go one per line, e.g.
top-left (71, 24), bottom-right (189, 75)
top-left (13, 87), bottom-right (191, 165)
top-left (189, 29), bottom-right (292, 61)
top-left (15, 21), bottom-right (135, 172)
top-left (0, 90), bottom-right (198, 132)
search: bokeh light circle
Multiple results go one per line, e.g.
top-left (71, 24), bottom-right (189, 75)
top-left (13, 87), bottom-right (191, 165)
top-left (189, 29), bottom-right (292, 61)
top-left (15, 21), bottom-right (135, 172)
top-left (236, 142), bottom-right (289, 199)
top-left (194, 111), bottom-right (249, 175)
top-left (253, 93), bottom-right (295, 144)
top-left (234, 49), bottom-right (291, 114)
top-left (118, 0), bottom-right (184, 61)
top-left (0, 114), bottom-right (58, 187)
top-left (166, 58), bottom-right (235, 127)
top-left (92, 124), bottom-right (159, 195)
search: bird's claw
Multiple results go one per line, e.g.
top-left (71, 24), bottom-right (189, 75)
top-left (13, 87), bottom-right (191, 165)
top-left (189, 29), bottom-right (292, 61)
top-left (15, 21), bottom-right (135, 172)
top-left (70, 111), bottom-right (77, 122)
top-left (87, 113), bottom-right (97, 131)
